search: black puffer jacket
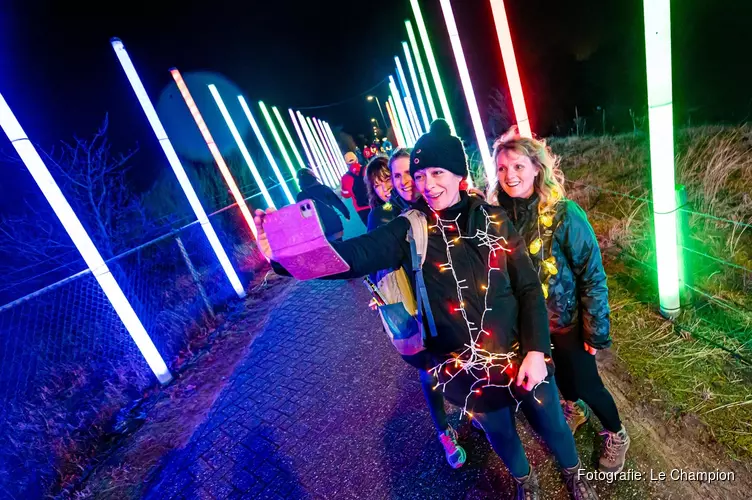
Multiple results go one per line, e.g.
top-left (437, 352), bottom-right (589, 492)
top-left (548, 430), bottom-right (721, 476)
top-left (296, 177), bottom-right (350, 238)
top-left (276, 192), bottom-right (551, 412)
top-left (366, 190), bottom-right (411, 232)
top-left (497, 191), bottom-right (611, 349)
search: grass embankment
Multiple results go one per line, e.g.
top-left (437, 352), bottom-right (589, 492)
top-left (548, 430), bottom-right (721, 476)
top-left (549, 126), bottom-right (752, 460)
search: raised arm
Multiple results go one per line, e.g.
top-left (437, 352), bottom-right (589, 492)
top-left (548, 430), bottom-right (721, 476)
top-left (256, 209), bottom-right (408, 280)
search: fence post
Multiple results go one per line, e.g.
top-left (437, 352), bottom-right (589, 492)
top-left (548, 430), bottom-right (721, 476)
top-left (174, 233), bottom-right (215, 319)
top-left (675, 185), bottom-right (691, 304)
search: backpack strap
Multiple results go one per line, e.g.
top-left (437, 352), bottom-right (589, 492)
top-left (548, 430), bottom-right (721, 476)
top-left (401, 210), bottom-right (438, 339)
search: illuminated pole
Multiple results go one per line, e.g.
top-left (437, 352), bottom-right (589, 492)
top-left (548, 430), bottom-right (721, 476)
top-left (406, 19), bottom-right (438, 121)
top-left (288, 108), bottom-right (315, 170)
top-left (396, 56), bottom-right (423, 136)
top-left (313, 118), bottom-right (339, 177)
top-left (169, 69), bottom-right (257, 238)
top-left (405, 96), bottom-right (423, 139)
top-left (439, 0), bottom-right (494, 186)
top-left (259, 101), bottom-right (298, 188)
top-left (274, 106), bottom-right (306, 170)
top-left (299, 112), bottom-right (336, 187)
top-left (385, 99), bottom-right (405, 147)
top-left (0, 93), bottom-right (172, 384)
top-left (323, 121), bottom-right (347, 175)
top-left (296, 112), bottom-right (329, 184)
top-left (389, 76), bottom-right (415, 146)
top-left (403, 41), bottom-right (430, 130)
top-left (309, 116), bottom-right (339, 185)
top-left (111, 39), bottom-right (246, 299)
top-left (409, 0), bottom-right (456, 134)
top-left (643, 0), bottom-right (680, 317)
top-left (238, 96), bottom-right (294, 204)
top-left (489, 0), bottom-right (532, 138)
top-left (208, 85), bottom-right (275, 209)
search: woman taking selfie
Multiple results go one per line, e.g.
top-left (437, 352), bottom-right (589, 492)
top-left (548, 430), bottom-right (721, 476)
top-left (491, 127), bottom-right (629, 475)
top-left (255, 120), bottom-right (598, 499)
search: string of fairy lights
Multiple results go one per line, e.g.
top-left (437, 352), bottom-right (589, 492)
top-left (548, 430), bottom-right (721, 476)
top-left (427, 207), bottom-right (548, 417)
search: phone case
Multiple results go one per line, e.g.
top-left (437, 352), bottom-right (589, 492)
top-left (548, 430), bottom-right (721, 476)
top-left (264, 200), bottom-right (351, 280)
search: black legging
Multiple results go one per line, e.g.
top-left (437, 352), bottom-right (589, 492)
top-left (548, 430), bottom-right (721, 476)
top-left (551, 328), bottom-right (622, 432)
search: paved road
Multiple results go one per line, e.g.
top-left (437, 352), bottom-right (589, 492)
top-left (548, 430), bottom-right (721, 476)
top-left (145, 278), bottom-right (639, 499)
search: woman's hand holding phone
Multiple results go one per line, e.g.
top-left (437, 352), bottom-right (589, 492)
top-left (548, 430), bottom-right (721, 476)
top-left (253, 208), bottom-right (276, 260)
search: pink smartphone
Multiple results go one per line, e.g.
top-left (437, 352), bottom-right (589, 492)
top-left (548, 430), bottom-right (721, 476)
top-left (264, 200), bottom-right (351, 280)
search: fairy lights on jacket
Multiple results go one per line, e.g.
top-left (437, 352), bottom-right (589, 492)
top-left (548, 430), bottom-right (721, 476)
top-left (528, 188), bottom-right (562, 298)
top-left (428, 206), bottom-right (547, 417)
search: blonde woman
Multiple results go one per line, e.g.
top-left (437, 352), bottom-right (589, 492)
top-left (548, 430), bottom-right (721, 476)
top-left (491, 126), bottom-right (630, 474)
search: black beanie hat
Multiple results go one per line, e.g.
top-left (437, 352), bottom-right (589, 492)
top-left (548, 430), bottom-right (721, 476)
top-left (409, 118), bottom-right (468, 178)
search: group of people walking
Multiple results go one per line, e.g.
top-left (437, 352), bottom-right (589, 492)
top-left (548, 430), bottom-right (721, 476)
top-left (257, 119), bottom-right (629, 500)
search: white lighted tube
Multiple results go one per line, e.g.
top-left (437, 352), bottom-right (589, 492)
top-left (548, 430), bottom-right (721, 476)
top-left (307, 116), bottom-right (339, 187)
top-left (403, 41), bottom-right (430, 131)
top-left (323, 121), bottom-right (347, 175)
top-left (288, 108), bottom-right (315, 170)
top-left (273, 106), bottom-right (306, 170)
top-left (313, 118), bottom-right (340, 178)
top-left (170, 68), bottom-right (257, 238)
top-left (319, 120), bottom-right (343, 176)
top-left (238, 96), bottom-right (294, 204)
top-left (208, 85), bottom-right (275, 209)
top-left (111, 39), bottom-right (246, 299)
top-left (406, 19), bottom-right (438, 121)
top-left (298, 112), bottom-right (335, 187)
top-left (389, 76), bottom-right (415, 146)
top-left (295, 111), bottom-right (328, 184)
top-left (395, 57), bottom-right (423, 136)
top-left (439, 0), bottom-right (493, 187)
top-left (385, 99), bottom-right (405, 147)
top-left (405, 95), bottom-right (423, 139)
top-left (0, 92), bottom-right (172, 384)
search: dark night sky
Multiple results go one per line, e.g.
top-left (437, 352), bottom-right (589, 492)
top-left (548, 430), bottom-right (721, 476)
top-left (1, 0), bottom-right (751, 199)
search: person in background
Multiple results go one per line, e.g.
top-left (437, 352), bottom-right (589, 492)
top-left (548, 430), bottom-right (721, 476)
top-left (297, 168), bottom-right (350, 242)
top-left (365, 147), bottom-right (469, 469)
top-left (341, 152), bottom-right (372, 226)
top-left (491, 126), bottom-right (629, 475)
top-left (364, 156), bottom-right (394, 231)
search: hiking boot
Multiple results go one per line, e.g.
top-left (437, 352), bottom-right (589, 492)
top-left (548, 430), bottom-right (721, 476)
top-left (599, 426), bottom-right (630, 474)
top-left (438, 426), bottom-right (467, 469)
top-left (562, 399), bottom-right (591, 434)
top-left (513, 467), bottom-right (540, 500)
top-left (563, 461), bottom-right (599, 500)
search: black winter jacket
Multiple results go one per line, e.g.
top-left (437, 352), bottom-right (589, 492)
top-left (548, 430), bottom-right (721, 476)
top-left (296, 178), bottom-right (350, 238)
top-left (276, 192), bottom-right (551, 412)
top-left (366, 190), bottom-right (411, 232)
top-left (497, 191), bottom-right (612, 349)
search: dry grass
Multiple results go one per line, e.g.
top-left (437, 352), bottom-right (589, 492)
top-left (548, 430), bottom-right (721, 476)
top-left (550, 125), bottom-right (752, 460)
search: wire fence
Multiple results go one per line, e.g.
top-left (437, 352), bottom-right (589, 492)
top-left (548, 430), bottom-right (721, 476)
top-left (566, 178), bottom-right (752, 363)
top-left (0, 180), bottom-right (289, 498)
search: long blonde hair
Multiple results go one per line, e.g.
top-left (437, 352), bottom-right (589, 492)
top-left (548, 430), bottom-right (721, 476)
top-left (489, 126), bottom-right (566, 210)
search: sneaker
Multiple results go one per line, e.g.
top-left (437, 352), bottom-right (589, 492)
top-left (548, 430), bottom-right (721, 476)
top-left (599, 426), bottom-right (630, 474)
top-left (438, 426), bottom-right (467, 469)
top-left (562, 399), bottom-right (591, 434)
top-left (513, 467), bottom-right (540, 500)
top-left (563, 461), bottom-right (599, 500)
